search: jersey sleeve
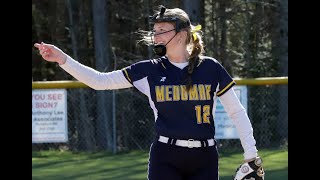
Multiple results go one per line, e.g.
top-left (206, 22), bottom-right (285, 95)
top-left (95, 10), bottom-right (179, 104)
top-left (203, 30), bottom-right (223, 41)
top-left (121, 60), bottom-right (152, 85)
top-left (216, 62), bottom-right (236, 97)
top-left (59, 55), bottom-right (133, 90)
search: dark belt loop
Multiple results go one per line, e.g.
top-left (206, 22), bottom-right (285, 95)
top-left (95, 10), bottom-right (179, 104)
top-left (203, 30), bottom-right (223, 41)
top-left (171, 139), bottom-right (177, 145)
top-left (201, 140), bottom-right (209, 148)
top-left (200, 140), bottom-right (204, 148)
top-left (168, 138), bottom-right (176, 145)
top-left (205, 140), bottom-right (209, 147)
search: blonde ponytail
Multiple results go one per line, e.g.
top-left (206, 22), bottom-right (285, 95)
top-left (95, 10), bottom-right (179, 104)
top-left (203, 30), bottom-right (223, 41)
top-left (186, 25), bottom-right (205, 91)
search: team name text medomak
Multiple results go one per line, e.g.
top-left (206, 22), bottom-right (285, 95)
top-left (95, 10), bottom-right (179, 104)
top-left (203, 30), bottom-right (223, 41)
top-left (155, 84), bottom-right (212, 102)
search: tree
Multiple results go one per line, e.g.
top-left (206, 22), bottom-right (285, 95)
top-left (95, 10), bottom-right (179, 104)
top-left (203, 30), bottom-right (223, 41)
top-left (273, 0), bottom-right (288, 143)
top-left (92, 0), bottom-right (114, 152)
top-left (66, 0), bottom-right (96, 151)
top-left (182, 0), bottom-right (204, 26)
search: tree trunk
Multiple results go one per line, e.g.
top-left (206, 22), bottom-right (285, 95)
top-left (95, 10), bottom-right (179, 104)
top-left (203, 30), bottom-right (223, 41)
top-left (92, 0), bottom-right (114, 151)
top-left (67, 0), bottom-right (96, 151)
top-left (182, 0), bottom-right (204, 26)
top-left (218, 1), bottom-right (231, 74)
top-left (243, 2), bottom-right (252, 78)
top-left (48, 0), bottom-right (70, 80)
top-left (212, 0), bottom-right (219, 58)
top-left (145, 0), bottom-right (153, 59)
top-left (275, 0), bottom-right (288, 143)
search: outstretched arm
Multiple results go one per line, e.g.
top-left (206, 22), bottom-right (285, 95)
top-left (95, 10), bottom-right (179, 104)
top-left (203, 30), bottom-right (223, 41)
top-left (34, 42), bottom-right (133, 90)
top-left (218, 87), bottom-right (258, 161)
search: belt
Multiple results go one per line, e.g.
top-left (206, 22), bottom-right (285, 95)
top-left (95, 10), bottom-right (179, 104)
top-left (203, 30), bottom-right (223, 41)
top-left (158, 135), bottom-right (215, 148)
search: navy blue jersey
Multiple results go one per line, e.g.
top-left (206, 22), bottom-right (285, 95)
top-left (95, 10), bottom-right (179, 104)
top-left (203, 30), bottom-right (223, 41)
top-left (122, 56), bottom-right (235, 139)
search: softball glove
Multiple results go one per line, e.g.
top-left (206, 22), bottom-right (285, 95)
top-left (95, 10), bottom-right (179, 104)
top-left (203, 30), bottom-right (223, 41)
top-left (233, 156), bottom-right (265, 180)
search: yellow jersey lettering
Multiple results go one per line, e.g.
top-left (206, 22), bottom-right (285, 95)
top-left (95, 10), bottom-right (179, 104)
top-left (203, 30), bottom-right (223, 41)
top-left (202, 105), bottom-right (211, 124)
top-left (172, 85), bottom-right (180, 101)
top-left (155, 86), bottom-right (165, 102)
top-left (205, 85), bottom-right (211, 100)
top-left (189, 84), bottom-right (199, 100)
top-left (198, 84), bottom-right (206, 100)
top-left (156, 84), bottom-right (212, 102)
top-left (165, 85), bottom-right (172, 101)
top-left (180, 85), bottom-right (188, 101)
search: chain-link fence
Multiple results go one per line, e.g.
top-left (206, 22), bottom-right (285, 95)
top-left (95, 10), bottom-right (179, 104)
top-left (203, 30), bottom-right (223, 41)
top-left (32, 83), bottom-right (288, 153)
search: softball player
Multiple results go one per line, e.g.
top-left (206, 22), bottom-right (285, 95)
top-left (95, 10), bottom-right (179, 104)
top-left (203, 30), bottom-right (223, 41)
top-left (35, 6), bottom-right (262, 180)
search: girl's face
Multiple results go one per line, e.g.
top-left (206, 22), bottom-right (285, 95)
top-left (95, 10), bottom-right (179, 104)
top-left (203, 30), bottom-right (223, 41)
top-left (153, 22), bottom-right (177, 46)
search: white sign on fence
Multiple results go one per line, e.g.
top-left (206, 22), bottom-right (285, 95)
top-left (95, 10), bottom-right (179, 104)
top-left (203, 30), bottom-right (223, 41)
top-left (214, 85), bottom-right (247, 139)
top-left (32, 89), bottom-right (68, 143)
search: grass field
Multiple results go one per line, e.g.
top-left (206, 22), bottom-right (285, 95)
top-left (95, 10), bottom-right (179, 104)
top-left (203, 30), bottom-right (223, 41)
top-left (32, 148), bottom-right (288, 180)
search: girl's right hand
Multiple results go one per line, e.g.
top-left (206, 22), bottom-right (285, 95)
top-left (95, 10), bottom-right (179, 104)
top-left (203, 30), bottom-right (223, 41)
top-left (34, 42), bottom-right (67, 65)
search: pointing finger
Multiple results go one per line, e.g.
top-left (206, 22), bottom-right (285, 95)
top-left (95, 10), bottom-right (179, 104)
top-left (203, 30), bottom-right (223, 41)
top-left (34, 43), bottom-right (45, 51)
top-left (34, 43), bottom-right (41, 48)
